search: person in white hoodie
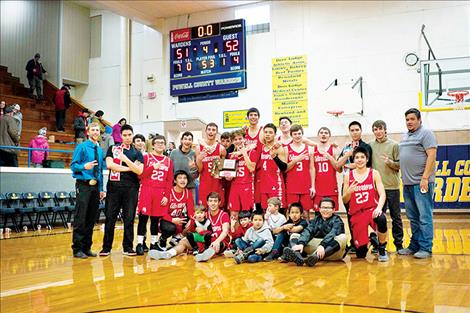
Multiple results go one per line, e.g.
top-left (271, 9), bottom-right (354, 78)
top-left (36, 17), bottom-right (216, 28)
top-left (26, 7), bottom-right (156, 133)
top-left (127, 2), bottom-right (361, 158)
top-left (233, 211), bottom-right (274, 264)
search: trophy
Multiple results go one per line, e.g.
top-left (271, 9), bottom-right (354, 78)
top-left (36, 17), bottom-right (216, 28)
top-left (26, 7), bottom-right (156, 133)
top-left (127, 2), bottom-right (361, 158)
top-left (210, 157), bottom-right (224, 178)
top-left (219, 158), bottom-right (238, 178)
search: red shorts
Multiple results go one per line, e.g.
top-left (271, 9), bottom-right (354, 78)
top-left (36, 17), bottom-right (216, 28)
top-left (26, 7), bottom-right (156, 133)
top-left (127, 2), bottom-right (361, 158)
top-left (253, 172), bottom-right (261, 203)
top-left (286, 193), bottom-right (312, 211)
top-left (312, 194), bottom-right (339, 212)
top-left (261, 191), bottom-right (286, 210)
top-left (137, 187), bottom-right (167, 216)
top-left (228, 184), bottom-right (254, 212)
top-left (198, 184), bottom-right (224, 208)
top-left (350, 208), bottom-right (377, 248)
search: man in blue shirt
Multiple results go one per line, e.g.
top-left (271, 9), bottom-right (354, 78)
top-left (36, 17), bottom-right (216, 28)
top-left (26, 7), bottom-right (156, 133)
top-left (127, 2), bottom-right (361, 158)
top-left (70, 123), bottom-right (106, 259)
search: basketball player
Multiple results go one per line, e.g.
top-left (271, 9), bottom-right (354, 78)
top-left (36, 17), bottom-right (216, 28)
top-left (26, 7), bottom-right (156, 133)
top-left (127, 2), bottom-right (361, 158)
top-left (313, 127), bottom-right (340, 211)
top-left (226, 129), bottom-right (257, 219)
top-left (245, 107), bottom-right (263, 211)
top-left (285, 124), bottom-right (316, 213)
top-left (135, 135), bottom-right (174, 253)
top-left (258, 123), bottom-right (287, 210)
top-left (149, 192), bottom-right (230, 262)
top-left (277, 116), bottom-right (293, 146)
top-left (195, 123), bottom-right (226, 207)
top-left (342, 147), bottom-right (389, 262)
top-left (100, 124), bottom-right (143, 256)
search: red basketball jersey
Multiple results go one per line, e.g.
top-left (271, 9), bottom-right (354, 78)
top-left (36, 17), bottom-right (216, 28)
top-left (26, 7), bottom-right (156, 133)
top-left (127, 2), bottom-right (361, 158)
top-left (285, 144), bottom-right (311, 194)
top-left (348, 168), bottom-right (378, 215)
top-left (245, 126), bottom-right (263, 148)
top-left (164, 188), bottom-right (194, 221)
top-left (230, 149), bottom-right (256, 186)
top-left (199, 143), bottom-right (223, 190)
top-left (208, 209), bottom-right (230, 244)
top-left (258, 146), bottom-right (285, 194)
top-left (139, 154), bottom-right (173, 191)
top-left (314, 145), bottom-right (338, 196)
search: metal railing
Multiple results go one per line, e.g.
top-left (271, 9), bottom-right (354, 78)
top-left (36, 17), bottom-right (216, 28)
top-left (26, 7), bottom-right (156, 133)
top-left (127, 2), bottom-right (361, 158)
top-left (0, 145), bottom-right (74, 167)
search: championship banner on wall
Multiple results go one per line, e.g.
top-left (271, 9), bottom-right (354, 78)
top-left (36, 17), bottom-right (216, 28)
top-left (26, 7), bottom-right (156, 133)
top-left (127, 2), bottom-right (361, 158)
top-left (399, 144), bottom-right (470, 209)
top-left (223, 109), bottom-right (248, 129)
top-left (272, 55), bottom-right (308, 127)
top-left (433, 144), bottom-right (470, 209)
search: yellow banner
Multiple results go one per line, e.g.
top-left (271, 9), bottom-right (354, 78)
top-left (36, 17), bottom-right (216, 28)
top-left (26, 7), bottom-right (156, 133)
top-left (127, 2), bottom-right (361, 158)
top-left (223, 109), bottom-right (248, 129)
top-left (272, 55), bottom-right (308, 127)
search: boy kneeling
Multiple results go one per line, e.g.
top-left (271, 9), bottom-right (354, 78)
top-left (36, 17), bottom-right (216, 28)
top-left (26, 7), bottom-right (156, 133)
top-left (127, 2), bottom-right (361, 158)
top-left (282, 197), bottom-right (347, 266)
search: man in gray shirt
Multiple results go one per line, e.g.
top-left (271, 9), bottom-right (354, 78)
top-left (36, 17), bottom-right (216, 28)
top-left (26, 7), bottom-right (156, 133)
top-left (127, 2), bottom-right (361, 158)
top-left (170, 131), bottom-right (199, 190)
top-left (398, 108), bottom-right (437, 259)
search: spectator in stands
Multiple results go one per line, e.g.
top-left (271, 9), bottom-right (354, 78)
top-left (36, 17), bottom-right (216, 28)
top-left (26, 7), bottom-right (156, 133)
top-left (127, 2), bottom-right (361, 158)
top-left (100, 126), bottom-right (114, 159)
top-left (0, 100), bottom-right (5, 116)
top-left (74, 108), bottom-right (89, 143)
top-left (112, 118), bottom-right (126, 145)
top-left (28, 127), bottom-right (49, 168)
top-left (52, 85), bottom-right (71, 132)
top-left (12, 104), bottom-right (22, 138)
top-left (25, 53), bottom-right (47, 99)
top-left (90, 110), bottom-right (106, 141)
top-left (0, 106), bottom-right (20, 167)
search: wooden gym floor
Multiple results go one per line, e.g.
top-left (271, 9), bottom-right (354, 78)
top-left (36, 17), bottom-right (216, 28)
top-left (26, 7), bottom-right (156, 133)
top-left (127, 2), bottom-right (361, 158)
top-left (1, 214), bottom-right (469, 313)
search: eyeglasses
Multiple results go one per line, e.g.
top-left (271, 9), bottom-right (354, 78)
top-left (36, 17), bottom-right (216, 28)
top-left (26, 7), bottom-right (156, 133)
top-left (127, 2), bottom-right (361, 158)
top-left (154, 141), bottom-right (165, 145)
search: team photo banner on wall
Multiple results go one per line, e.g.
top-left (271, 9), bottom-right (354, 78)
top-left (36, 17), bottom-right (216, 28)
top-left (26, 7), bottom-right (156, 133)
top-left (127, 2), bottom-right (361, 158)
top-left (272, 55), bottom-right (308, 127)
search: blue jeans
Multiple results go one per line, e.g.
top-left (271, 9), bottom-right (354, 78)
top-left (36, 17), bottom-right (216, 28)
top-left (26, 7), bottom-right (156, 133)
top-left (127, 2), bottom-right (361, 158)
top-left (272, 231), bottom-right (299, 254)
top-left (234, 238), bottom-right (266, 263)
top-left (403, 184), bottom-right (434, 253)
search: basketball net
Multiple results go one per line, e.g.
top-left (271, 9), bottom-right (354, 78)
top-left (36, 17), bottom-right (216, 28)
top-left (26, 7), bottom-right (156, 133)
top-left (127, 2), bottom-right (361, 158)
top-left (448, 90), bottom-right (469, 110)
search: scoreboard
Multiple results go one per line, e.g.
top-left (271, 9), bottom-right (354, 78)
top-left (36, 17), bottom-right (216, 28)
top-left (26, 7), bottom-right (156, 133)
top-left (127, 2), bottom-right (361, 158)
top-left (169, 19), bottom-right (247, 96)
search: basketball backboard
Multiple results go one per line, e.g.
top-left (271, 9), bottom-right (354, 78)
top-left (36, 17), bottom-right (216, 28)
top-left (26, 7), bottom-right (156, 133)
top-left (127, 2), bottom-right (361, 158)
top-left (420, 56), bottom-right (470, 111)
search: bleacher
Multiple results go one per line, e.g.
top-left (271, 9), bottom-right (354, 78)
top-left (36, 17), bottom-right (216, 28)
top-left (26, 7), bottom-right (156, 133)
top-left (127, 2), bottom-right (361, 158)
top-left (0, 65), bottom-right (85, 168)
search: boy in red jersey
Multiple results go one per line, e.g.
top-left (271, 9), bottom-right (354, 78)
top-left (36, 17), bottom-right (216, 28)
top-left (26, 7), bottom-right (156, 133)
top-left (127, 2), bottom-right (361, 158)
top-left (226, 129), bottom-right (257, 219)
top-left (313, 127), bottom-right (341, 211)
top-left (285, 124), bottom-right (316, 213)
top-left (277, 116), bottom-right (293, 147)
top-left (245, 108), bottom-right (264, 211)
top-left (342, 147), bottom-right (389, 262)
top-left (224, 210), bottom-right (252, 257)
top-left (259, 123), bottom-right (288, 210)
top-left (149, 192), bottom-right (230, 262)
top-left (195, 123), bottom-right (226, 207)
top-left (135, 135), bottom-right (174, 253)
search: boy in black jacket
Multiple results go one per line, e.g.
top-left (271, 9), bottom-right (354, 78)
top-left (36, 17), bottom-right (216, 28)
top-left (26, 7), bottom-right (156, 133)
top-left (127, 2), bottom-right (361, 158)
top-left (282, 197), bottom-right (347, 266)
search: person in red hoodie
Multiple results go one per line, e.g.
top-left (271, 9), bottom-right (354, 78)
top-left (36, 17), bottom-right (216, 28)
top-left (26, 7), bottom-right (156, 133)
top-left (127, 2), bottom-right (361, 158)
top-left (52, 85), bottom-right (71, 132)
top-left (28, 127), bottom-right (49, 167)
top-left (135, 135), bottom-right (174, 253)
top-left (224, 210), bottom-right (252, 257)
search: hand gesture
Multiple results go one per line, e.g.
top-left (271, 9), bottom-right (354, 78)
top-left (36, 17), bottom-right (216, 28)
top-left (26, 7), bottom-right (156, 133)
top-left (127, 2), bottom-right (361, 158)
top-left (153, 161), bottom-right (161, 170)
top-left (172, 217), bottom-right (187, 226)
top-left (188, 156), bottom-right (196, 168)
top-left (255, 248), bottom-right (266, 255)
top-left (372, 207), bottom-right (383, 219)
top-left (160, 196), bottom-right (168, 206)
top-left (294, 151), bottom-right (309, 163)
top-left (84, 160), bottom-right (98, 170)
top-left (99, 191), bottom-right (106, 200)
top-left (283, 223), bottom-right (294, 231)
top-left (347, 180), bottom-right (359, 194)
top-left (315, 245), bottom-right (325, 259)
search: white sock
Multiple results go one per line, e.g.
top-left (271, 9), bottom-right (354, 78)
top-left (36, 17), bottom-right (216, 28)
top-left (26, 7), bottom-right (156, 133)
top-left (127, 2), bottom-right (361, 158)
top-left (151, 235), bottom-right (158, 244)
top-left (169, 249), bottom-right (177, 257)
top-left (137, 235), bottom-right (144, 244)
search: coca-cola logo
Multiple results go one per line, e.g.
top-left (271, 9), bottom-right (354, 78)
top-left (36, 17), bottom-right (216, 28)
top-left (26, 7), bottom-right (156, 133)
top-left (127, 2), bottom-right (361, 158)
top-left (171, 29), bottom-right (190, 43)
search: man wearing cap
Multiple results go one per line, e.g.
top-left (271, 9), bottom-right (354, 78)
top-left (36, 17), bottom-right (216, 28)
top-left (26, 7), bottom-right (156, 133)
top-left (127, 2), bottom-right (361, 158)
top-left (0, 106), bottom-right (20, 167)
top-left (25, 53), bottom-right (47, 99)
top-left (74, 109), bottom-right (89, 143)
top-left (70, 122), bottom-right (106, 258)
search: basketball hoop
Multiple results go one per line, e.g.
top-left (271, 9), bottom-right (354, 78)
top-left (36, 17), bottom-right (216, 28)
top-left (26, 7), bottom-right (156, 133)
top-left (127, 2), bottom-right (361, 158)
top-left (447, 90), bottom-right (469, 110)
top-left (326, 110), bottom-right (344, 117)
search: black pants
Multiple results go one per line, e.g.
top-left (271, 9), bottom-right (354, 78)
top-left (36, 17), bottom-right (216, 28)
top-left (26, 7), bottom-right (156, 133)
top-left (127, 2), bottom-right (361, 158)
top-left (137, 216), bottom-right (176, 247)
top-left (72, 181), bottom-right (100, 253)
top-left (56, 110), bottom-right (65, 131)
top-left (187, 232), bottom-right (212, 250)
top-left (0, 150), bottom-right (18, 167)
top-left (102, 185), bottom-right (139, 251)
top-left (383, 189), bottom-right (403, 249)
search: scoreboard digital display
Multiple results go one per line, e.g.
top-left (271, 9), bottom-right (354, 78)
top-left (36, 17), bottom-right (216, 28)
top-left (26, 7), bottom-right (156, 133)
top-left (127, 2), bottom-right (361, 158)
top-left (170, 19), bottom-right (246, 96)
